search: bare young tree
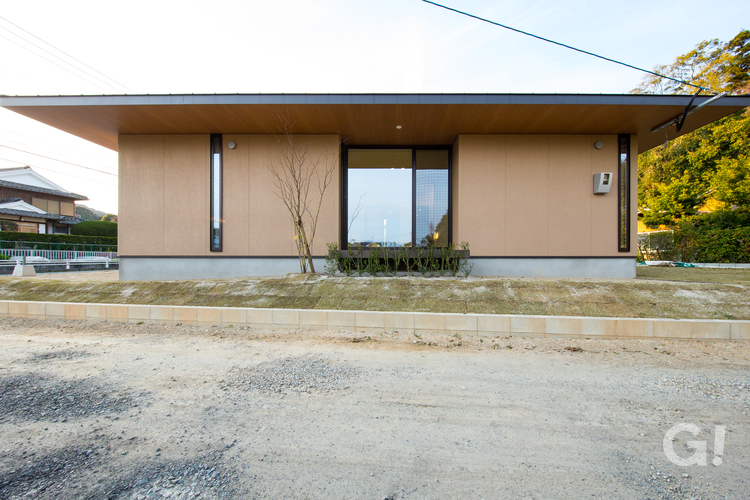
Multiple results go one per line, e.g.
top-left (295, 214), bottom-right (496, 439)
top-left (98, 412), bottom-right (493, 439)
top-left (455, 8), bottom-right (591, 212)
top-left (267, 118), bottom-right (337, 273)
top-left (347, 192), bottom-right (366, 236)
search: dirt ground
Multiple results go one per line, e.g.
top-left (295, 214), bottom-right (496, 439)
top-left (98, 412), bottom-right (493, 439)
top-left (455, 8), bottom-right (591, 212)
top-left (1, 319), bottom-right (748, 499)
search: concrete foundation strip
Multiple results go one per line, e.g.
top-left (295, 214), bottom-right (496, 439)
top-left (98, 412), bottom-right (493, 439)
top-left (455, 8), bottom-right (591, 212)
top-left (0, 300), bottom-right (748, 341)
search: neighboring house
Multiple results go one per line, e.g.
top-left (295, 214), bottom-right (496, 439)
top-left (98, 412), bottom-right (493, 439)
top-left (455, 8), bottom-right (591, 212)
top-left (0, 166), bottom-right (87, 234)
top-left (1, 93), bottom-right (749, 280)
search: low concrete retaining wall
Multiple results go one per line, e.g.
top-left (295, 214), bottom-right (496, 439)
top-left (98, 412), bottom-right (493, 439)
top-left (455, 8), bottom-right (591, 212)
top-left (1, 300), bottom-right (748, 341)
top-left (0, 262), bottom-right (118, 275)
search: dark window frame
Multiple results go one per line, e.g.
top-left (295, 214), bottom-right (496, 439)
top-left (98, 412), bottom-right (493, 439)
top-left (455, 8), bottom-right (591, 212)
top-left (618, 134), bottom-right (631, 252)
top-left (341, 145), bottom-right (452, 250)
top-left (210, 134), bottom-right (223, 252)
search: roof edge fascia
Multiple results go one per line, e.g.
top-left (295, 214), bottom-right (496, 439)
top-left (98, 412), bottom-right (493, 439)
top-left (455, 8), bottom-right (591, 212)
top-left (2, 93), bottom-right (750, 108)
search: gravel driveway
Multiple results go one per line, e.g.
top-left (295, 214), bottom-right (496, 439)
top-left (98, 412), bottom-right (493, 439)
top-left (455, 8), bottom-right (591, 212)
top-left (1, 318), bottom-right (748, 499)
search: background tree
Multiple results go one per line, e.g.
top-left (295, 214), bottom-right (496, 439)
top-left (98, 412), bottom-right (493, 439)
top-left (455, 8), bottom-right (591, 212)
top-left (0, 220), bottom-right (19, 232)
top-left (268, 119), bottom-right (337, 273)
top-left (633, 29), bottom-right (749, 228)
top-left (101, 213), bottom-right (118, 223)
top-left (633, 30), bottom-right (749, 95)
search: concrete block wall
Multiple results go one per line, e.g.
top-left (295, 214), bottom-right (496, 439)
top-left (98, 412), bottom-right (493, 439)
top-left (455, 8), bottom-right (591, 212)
top-left (0, 300), bottom-right (748, 341)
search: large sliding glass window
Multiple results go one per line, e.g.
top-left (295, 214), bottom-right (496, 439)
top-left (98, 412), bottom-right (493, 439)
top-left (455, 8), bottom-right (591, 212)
top-left (618, 135), bottom-right (630, 252)
top-left (345, 147), bottom-right (450, 248)
top-left (347, 149), bottom-right (412, 246)
top-left (210, 134), bottom-right (222, 252)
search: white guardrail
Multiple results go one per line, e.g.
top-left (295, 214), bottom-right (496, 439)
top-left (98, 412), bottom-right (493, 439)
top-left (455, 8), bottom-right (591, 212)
top-left (0, 249), bottom-right (118, 261)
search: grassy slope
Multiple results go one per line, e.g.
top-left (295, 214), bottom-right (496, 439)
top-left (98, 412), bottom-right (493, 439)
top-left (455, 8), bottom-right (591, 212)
top-left (0, 268), bottom-right (748, 320)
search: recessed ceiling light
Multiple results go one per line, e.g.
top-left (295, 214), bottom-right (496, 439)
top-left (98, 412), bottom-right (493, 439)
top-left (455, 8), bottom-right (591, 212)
top-left (396, 125), bottom-right (402, 130)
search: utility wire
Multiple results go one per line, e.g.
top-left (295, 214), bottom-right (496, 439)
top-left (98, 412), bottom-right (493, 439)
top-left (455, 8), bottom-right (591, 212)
top-left (0, 157), bottom-right (118, 187)
top-left (422, 0), bottom-right (708, 92)
top-left (0, 15), bottom-right (134, 94)
top-left (0, 134), bottom-right (118, 172)
top-left (0, 145), bottom-right (118, 177)
top-left (0, 32), bottom-right (113, 93)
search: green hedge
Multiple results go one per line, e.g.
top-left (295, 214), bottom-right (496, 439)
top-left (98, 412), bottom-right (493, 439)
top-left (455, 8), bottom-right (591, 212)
top-left (0, 232), bottom-right (117, 252)
top-left (638, 210), bottom-right (750, 263)
top-left (0, 232), bottom-right (117, 246)
top-left (70, 221), bottom-right (117, 237)
top-left (674, 226), bottom-right (750, 263)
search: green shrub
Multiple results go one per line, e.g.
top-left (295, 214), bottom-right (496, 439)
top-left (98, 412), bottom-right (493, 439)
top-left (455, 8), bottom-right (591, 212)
top-left (0, 231), bottom-right (117, 246)
top-left (674, 226), bottom-right (750, 263)
top-left (325, 242), bottom-right (473, 277)
top-left (324, 242), bottom-right (340, 274)
top-left (637, 231), bottom-right (679, 262)
top-left (70, 221), bottom-right (117, 237)
top-left (638, 210), bottom-right (750, 263)
top-left (0, 231), bottom-right (117, 252)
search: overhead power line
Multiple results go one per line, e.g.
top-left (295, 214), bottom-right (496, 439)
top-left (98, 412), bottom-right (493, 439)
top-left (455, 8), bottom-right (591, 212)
top-left (0, 15), bottom-right (135, 94)
top-left (422, 0), bottom-right (708, 92)
top-left (0, 32), bottom-right (113, 93)
top-left (0, 134), bottom-right (118, 171)
top-left (0, 157), bottom-right (118, 187)
top-left (0, 144), bottom-right (118, 177)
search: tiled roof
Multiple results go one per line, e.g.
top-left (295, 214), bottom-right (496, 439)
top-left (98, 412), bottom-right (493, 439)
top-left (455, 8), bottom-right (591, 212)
top-left (0, 207), bottom-right (66, 220)
top-left (60, 216), bottom-right (84, 225)
top-left (0, 179), bottom-right (88, 200)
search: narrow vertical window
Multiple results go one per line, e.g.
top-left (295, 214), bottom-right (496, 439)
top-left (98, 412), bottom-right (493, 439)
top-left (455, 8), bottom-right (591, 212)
top-left (618, 134), bottom-right (630, 252)
top-left (210, 134), bottom-right (222, 252)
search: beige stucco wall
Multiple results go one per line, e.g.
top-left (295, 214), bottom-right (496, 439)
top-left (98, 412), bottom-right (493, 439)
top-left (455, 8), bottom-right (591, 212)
top-left (118, 134), bottom-right (340, 257)
top-left (119, 132), bottom-right (633, 259)
top-left (453, 134), bottom-right (638, 257)
top-left (222, 134), bottom-right (340, 256)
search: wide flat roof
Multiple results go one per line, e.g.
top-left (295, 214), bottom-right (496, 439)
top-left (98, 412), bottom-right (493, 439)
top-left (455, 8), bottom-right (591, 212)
top-left (1, 93), bottom-right (748, 152)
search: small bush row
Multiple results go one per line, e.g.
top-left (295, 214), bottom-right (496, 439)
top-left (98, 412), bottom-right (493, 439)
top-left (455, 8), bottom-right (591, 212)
top-left (325, 242), bottom-right (474, 277)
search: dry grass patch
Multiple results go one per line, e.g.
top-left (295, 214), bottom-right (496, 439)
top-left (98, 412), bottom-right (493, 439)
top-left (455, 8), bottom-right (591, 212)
top-left (0, 271), bottom-right (748, 320)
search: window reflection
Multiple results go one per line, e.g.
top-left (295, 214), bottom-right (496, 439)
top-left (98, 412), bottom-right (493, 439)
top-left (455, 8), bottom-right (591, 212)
top-left (618, 136), bottom-right (630, 252)
top-left (348, 168), bottom-right (412, 246)
top-left (346, 148), bottom-right (450, 248)
top-left (416, 150), bottom-right (449, 247)
top-left (210, 135), bottom-right (222, 252)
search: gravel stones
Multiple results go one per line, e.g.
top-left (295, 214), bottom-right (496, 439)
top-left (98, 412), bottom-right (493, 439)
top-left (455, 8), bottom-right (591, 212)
top-left (659, 375), bottom-right (749, 402)
top-left (106, 452), bottom-right (233, 500)
top-left (224, 356), bottom-right (360, 394)
top-left (0, 373), bottom-right (141, 423)
top-left (0, 447), bottom-right (232, 500)
top-left (25, 349), bottom-right (92, 363)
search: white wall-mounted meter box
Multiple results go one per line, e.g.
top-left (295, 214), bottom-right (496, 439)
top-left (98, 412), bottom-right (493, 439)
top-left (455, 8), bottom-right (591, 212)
top-left (593, 172), bottom-right (613, 194)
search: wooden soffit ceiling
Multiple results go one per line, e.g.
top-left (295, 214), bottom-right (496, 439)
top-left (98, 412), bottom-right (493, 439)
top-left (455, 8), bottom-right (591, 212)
top-left (1, 94), bottom-right (748, 152)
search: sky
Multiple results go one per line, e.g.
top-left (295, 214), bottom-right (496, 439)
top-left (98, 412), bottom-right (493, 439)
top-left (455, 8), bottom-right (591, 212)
top-left (1, 0), bottom-right (748, 214)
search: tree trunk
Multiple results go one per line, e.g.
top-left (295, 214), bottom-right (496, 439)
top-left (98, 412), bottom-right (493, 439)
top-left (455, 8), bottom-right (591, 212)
top-left (297, 218), bottom-right (316, 274)
top-left (294, 224), bottom-right (307, 273)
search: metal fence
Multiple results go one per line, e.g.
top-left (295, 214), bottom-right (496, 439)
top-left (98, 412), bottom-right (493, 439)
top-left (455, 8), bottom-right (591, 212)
top-left (0, 240), bottom-right (117, 261)
top-left (0, 248), bottom-right (118, 261)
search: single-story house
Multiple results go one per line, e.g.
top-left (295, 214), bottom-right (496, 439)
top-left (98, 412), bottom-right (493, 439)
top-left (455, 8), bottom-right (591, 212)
top-left (1, 93), bottom-right (748, 280)
top-left (0, 166), bottom-right (87, 234)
